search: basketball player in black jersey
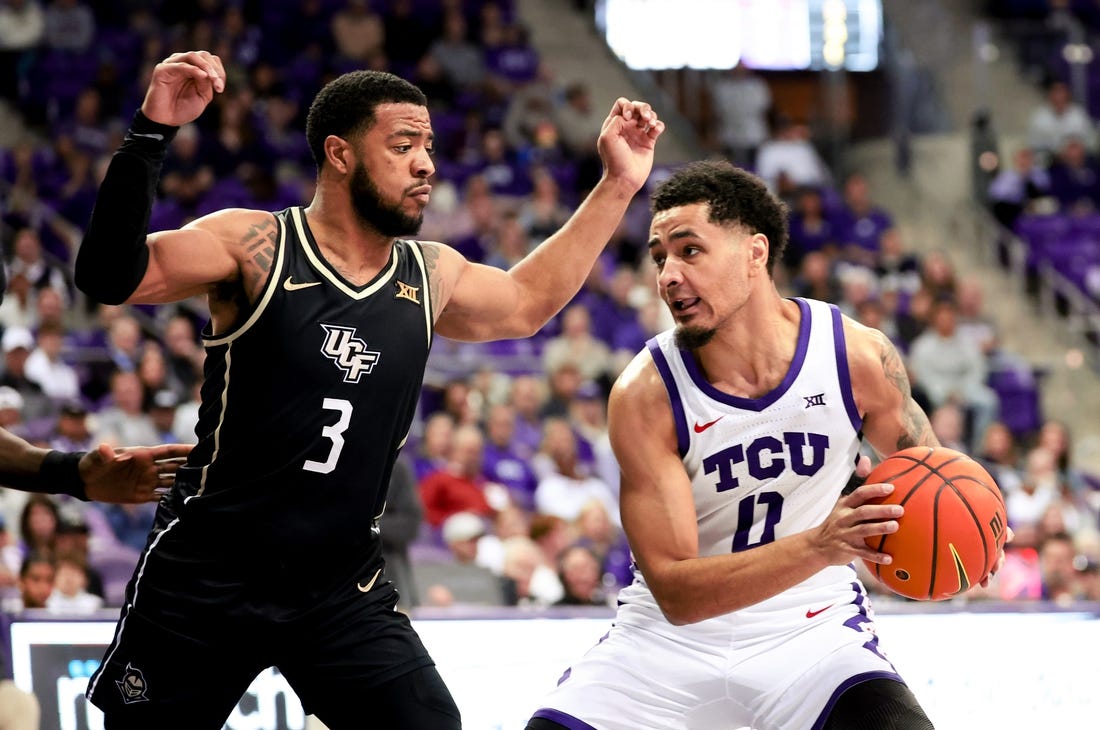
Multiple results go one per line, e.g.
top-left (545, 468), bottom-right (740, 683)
top-left (74, 50), bottom-right (663, 728)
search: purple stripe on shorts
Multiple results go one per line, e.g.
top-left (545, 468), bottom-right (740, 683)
top-left (830, 303), bottom-right (862, 433)
top-left (843, 581), bottom-right (890, 662)
top-left (810, 671), bottom-right (906, 730)
top-left (647, 337), bottom-right (689, 457)
top-left (531, 708), bottom-right (600, 730)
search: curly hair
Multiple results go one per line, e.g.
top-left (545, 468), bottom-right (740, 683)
top-left (651, 160), bottom-right (789, 274)
top-left (305, 70), bottom-right (428, 171)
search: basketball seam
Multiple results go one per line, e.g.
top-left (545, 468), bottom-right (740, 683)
top-left (869, 448), bottom-right (1004, 600)
top-left (944, 478), bottom-right (1001, 579)
top-left (871, 456), bottom-right (938, 584)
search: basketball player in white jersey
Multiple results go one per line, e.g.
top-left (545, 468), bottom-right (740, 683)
top-left (528, 161), bottom-right (1006, 729)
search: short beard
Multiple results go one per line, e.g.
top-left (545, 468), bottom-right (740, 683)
top-left (674, 325), bottom-right (717, 350)
top-left (349, 165), bottom-right (423, 237)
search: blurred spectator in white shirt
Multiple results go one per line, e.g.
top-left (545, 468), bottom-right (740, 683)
top-left (25, 322), bottom-right (80, 402)
top-left (709, 63), bottom-right (772, 168)
top-left (1027, 80), bottom-right (1096, 162)
top-left (754, 116), bottom-right (832, 198)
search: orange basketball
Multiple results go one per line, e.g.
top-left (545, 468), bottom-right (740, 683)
top-left (862, 446), bottom-right (1008, 601)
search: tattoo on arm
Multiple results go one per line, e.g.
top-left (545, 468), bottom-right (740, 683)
top-left (420, 242), bottom-right (442, 320)
top-left (238, 217), bottom-right (277, 294)
top-left (878, 332), bottom-right (938, 450)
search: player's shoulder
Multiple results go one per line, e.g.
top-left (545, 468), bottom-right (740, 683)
top-left (838, 314), bottom-right (897, 394)
top-left (609, 345), bottom-right (665, 410)
top-left (839, 313), bottom-right (891, 360)
top-left (182, 207), bottom-right (280, 241)
top-left (412, 239), bottom-right (465, 273)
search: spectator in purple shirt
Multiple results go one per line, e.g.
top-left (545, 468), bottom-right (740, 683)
top-left (470, 127), bottom-right (532, 197)
top-left (1047, 136), bottom-right (1100, 214)
top-left (413, 412), bottom-right (456, 483)
top-left (832, 172), bottom-right (893, 267)
top-left (482, 403), bottom-right (540, 511)
top-left (785, 186), bottom-right (837, 274)
top-left (508, 374), bottom-right (547, 460)
top-left (484, 24), bottom-right (540, 90)
top-left (586, 265), bottom-right (643, 351)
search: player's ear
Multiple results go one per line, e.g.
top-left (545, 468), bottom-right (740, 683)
top-left (749, 232), bottom-right (769, 271)
top-left (323, 135), bottom-right (352, 174)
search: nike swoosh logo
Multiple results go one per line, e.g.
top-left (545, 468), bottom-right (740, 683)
top-left (357, 568), bottom-right (382, 593)
top-left (693, 417), bottom-right (724, 433)
top-left (284, 276), bottom-right (322, 291)
top-left (131, 132), bottom-right (164, 141)
top-left (949, 543), bottom-right (970, 594)
top-left (805, 604), bottom-right (833, 618)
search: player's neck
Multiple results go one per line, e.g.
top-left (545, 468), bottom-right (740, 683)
top-left (693, 294), bottom-right (800, 399)
top-left (303, 191), bottom-right (396, 280)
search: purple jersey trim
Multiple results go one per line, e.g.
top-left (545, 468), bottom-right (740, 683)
top-left (647, 338), bottom-right (690, 457)
top-left (829, 303), bottom-right (863, 433)
top-left (531, 708), bottom-right (600, 730)
top-left (678, 298), bottom-right (811, 412)
top-left (809, 671), bottom-right (908, 730)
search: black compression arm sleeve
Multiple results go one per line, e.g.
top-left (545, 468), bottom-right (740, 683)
top-left (74, 110), bottom-right (179, 305)
top-left (0, 450), bottom-right (88, 501)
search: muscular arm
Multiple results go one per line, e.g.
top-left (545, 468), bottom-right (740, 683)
top-left (127, 209), bottom-right (274, 305)
top-left (847, 319), bottom-right (939, 457)
top-left (431, 98), bottom-right (661, 341)
top-left (430, 177), bottom-right (639, 340)
top-left (76, 52), bottom-right (225, 305)
top-left (0, 428), bottom-right (56, 488)
top-left (611, 351), bottom-right (899, 625)
top-left (0, 429), bottom-right (190, 504)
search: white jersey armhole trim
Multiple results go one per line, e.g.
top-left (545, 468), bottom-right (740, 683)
top-left (205, 212), bottom-right (288, 347)
top-left (190, 344), bottom-right (234, 499)
top-left (406, 241), bottom-right (434, 348)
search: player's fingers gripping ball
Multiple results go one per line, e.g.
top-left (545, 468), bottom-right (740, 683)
top-left (863, 447), bottom-right (1008, 601)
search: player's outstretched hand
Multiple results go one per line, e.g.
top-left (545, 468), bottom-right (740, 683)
top-left (811, 482), bottom-right (903, 567)
top-left (80, 443), bottom-right (193, 504)
top-left (141, 50), bottom-right (226, 127)
top-left (597, 98), bottom-right (665, 193)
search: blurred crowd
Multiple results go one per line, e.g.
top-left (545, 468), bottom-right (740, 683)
top-left (0, 0), bottom-right (1097, 617)
top-left (982, 2), bottom-right (1100, 312)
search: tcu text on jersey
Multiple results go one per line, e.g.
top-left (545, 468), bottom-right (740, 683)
top-left (702, 431), bottom-right (830, 492)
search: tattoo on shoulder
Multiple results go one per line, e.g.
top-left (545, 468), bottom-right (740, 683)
top-left (897, 399), bottom-right (937, 451)
top-left (420, 242), bottom-right (443, 317)
top-left (237, 216), bottom-right (278, 294)
top-left (877, 331), bottom-right (910, 400)
top-left (877, 331), bottom-right (937, 451)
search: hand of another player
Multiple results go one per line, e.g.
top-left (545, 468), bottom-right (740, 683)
top-left (79, 443), bottom-right (193, 504)
top-left (141, 50), bottom-right (226, 127)
top-left (597, 98), bottom-right (665, 193)
top-left (811, 481), bottom-right (903, 566)
top-left (979, 525), bottom-right (1014, 588)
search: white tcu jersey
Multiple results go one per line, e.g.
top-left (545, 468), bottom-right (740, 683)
top-left (619, 297), bottom-right (865, 621)
top-left (535, 300), bottom-right (903, 729)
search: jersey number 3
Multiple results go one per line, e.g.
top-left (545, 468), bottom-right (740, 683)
top-left (304, 398), bottom-right (353, 474)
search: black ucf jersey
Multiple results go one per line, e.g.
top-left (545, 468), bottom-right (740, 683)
top-left (170, 206), bottom-right (434, 566)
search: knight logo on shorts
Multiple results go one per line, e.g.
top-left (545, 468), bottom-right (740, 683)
top-left (319, 323), bottom-right (380, 383)
top-left (116, 663), bottom-right (150, 704)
